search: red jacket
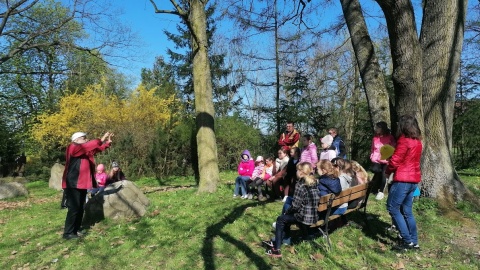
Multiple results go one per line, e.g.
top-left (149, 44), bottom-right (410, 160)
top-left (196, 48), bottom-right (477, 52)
top-left (278, 129), bottom-right (300, 150)
top-left (62, 139), bottom-right (110, 189)
top-left (386, 135), bottom-right (422, 183)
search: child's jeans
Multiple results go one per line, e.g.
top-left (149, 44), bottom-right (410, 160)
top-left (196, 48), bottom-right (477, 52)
top-left (249, 177), bottom-right (265, 195)
top-left (234, 176), bottom-right (250, 196)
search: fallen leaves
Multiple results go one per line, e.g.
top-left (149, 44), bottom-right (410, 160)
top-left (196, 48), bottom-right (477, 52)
top-left (378, 242), bottom-right (387, 252)
top-left (309, 253), bottom-right (324, 261)
top-left (392, 261), bottom-right (405, 269)
top-left (150, 209), bottom-right (160, 217)
top-left (286, 246), bottom-right (296, 254)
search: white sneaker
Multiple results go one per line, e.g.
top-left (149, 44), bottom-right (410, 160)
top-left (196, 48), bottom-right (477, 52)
top-left (241, 195), bottom-right (248, 199)
top-left (375, 192), bottom-right (385, 200)
top-left (282, 196), bottom-right (288, 203)
top-left (272, 222), bottom-right (276, 229)
top-left (247, 193), bottom-right (253, 200)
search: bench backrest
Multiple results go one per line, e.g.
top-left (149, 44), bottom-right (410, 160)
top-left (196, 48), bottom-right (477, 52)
top-left (317, 183), bottom-right (369, 212)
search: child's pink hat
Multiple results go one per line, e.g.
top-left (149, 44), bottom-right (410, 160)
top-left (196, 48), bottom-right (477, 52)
top-left (96, 164), bottom-right (105, 172)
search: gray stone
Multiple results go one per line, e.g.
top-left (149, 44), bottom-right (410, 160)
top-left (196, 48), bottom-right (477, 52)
top-left (82, 180), bottom-right (150, 227)
top-left (0, 176), bottom-right (27, 184)
top-left (0, 182), bottom-right (28, 200)
top-left (49, 163), bottom-right (64, 191)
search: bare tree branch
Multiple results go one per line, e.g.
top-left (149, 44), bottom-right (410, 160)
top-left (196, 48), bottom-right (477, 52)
top-left (148, 0), bottom-right (186, 16)
top-left (0, 0), bottom-right (39, 35)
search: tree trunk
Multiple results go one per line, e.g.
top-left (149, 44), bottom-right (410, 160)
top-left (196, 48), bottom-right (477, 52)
top-left (190, 0), bottom-right (220, 192)
top-left (340, 0), bottom-right (390, 126)
top-left (375, 0), bottom-right (423, 125)
top-left (419, 0), bottom-right (468, 200)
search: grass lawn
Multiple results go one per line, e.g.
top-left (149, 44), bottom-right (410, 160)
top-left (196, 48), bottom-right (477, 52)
top-left (1, 172), bottom-right (479, 269)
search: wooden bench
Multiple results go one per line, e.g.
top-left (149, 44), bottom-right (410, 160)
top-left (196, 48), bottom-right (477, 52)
top-left (311, 182), bottom-right (372, 249)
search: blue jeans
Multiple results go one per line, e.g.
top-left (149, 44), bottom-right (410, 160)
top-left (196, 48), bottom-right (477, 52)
top-left (234, 176), bottom-right (250, 196)
top-left (274, 214), bottom-right (298, 250)
top-left (387, 182), bottom-right (418, 244)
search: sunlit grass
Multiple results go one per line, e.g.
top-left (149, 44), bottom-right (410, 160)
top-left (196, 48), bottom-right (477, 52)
top-left (0, 174), bottom-right (478, 269)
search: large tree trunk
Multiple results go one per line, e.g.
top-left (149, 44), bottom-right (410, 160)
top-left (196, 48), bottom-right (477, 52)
top-left (419, 0), bottom-right (468, 200)
top-left (190, 0), bottom-right (220, 192)
top-left (340, 0), bottom-right (391, 126)
top-left (375, 0), bottom-right (424, 125)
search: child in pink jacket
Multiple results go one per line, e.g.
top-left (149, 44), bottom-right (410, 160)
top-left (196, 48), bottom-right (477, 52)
top-left (233, 150), bottom-right (255, 198)
top-left (370, 121), bottom-right (396, 200)
top-left (89, 163), bottom-right (107, 196)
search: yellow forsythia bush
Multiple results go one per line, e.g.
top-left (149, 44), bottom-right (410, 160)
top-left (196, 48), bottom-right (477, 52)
top-left (31, 83), bottom-right (179, 151)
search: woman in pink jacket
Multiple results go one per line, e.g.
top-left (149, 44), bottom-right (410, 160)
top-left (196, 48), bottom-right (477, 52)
top-left (233, 150), bottom-right (255, 199)
top-left (386, 115), bottom-right (422, 251)
top-left (370, 121), bottom-right (396, 200)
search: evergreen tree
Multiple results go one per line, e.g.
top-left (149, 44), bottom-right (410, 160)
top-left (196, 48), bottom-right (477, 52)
top-left (163, 4), bottom-right (240, 116)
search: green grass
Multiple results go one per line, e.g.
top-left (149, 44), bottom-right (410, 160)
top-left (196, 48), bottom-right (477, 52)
top-left (1, 172), bottom-right (479, 269)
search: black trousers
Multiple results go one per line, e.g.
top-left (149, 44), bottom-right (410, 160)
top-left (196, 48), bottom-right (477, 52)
top-left (371, 162), bottom-right (387, 193)
top-left (63, 188), bottom-right (87, 236)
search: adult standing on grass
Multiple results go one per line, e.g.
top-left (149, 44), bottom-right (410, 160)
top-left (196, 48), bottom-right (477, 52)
top-left (62, 131), bottom-right (113, 240)
top-left (385, 115), bottom-right (422, 251)
top-left (328, 128), bottom-right (347, 159)
top-left (278, 121), bottom-right (300, 151)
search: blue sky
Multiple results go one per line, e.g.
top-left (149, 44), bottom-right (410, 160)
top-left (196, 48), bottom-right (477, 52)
top-left (112, 0), bottom-right (182, 85)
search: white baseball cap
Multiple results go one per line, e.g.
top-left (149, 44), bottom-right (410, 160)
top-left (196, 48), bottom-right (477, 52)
top-left (71, 132), bottom-right (87, 142)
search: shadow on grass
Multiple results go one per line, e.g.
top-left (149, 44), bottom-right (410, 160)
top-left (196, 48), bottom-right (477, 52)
top-left (202, 201), bottom-right (273, 270)
top-left (342, 209), bottom-right (394, 245)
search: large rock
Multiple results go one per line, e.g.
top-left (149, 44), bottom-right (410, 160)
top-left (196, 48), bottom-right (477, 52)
top-left (0, 182), bottom-right (28, 200)
top-left (82, 180), bottom-right (150, 227)
top-left (49, 162), bottom-right (64, 191)
top-left (0, 176), bottom-right (27, 184)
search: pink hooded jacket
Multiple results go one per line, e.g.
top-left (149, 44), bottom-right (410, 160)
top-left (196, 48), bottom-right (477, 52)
top-left (237, 150), bottom-right (255, 177)
top-left (370, 134), bottom-right (396, 164)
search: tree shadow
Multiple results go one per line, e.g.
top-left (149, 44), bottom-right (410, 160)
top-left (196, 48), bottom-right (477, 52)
top-left (202, 201), bottom-right (272, 270)
top-left (347, 211), bottom-right (394, 245)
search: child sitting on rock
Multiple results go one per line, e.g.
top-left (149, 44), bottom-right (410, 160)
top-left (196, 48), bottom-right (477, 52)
top-left (106, 161), bottom-right (126, 185)
top-left (89, 164), bottom-right (108, 196)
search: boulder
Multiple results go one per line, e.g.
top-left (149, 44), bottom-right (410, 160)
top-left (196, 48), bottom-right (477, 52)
top-left (0, 182), bottom-right (28, 200)
top-left (0, 176), bottom-right (27, 184)
top-left (49, 162), bottom-right (64, 191)
top-left (82, 180), bottom-right (150, 227)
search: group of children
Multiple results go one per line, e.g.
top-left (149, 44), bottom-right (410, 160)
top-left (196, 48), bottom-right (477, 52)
top-left (232, 132), bottom-right (374, 258)
top-left (89, 161), bottom-right (126, 196)
top-left (263, 158), bottom-right (369, 257)
top-left (233, 133), bottom-right (368, 204)
top-left (260, 116), bottom-right (423, 258)
top-left (233, 150), bottom-right (278, 201)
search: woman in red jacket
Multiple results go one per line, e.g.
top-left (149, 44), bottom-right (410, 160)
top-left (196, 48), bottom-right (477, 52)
top-left (62, 131), bottom-right (112, 240)
top-left (385, 115), bottom-right (422, 251)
